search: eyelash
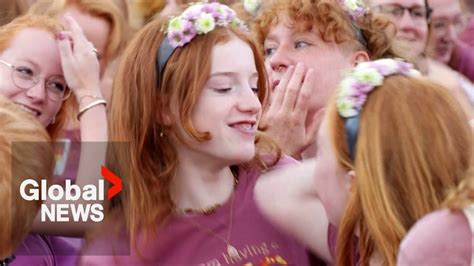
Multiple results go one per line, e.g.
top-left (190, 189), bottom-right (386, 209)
top-left (264, 40), bottom-right (312, 58)
top-left (295, 40), bottom-right (310, 49)
top-left (214, 88), bottom-right (232, 93)
top-left (213, 87), bottom-right (259, 94)
top-left (265, 47), bottom-right (276, 57)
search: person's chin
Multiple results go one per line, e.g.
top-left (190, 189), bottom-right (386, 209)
top-left (394, 39), bottom-right (423, 60)
top-left (234, 149), bottom-right (256, 164)
top-left (438, 52), bottom-right (452, 64)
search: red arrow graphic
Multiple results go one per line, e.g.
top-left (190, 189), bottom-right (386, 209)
top-left (101, 165), bottom-right (122, 199)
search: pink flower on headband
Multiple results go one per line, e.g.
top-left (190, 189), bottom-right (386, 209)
top-left (336, 59), bottom-right (421, 118)
top-left (166, 2), bottom-right (248, 48)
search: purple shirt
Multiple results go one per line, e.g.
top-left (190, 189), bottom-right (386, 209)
top-left (12, 234), bottom-right (82, 266)
top-left (449, 18), bottom-right (474, 82)
top-left (397, 208), bottom-right (472, 265)
top-left (80, 157), bottom-right (311, 265)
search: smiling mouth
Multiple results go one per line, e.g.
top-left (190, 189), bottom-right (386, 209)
top-left (15, 103), bottom-right (41, 116)
top-left (229, 122), bottom-right (257, 136)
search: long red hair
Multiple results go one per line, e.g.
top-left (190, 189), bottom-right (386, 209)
top-left (328, 76), bottom-right (472, 266)
top-left (107, 16), bottom-right (280, 247)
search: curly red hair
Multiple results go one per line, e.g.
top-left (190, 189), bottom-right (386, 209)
top-left (253, 0), bottom-right (397, 58)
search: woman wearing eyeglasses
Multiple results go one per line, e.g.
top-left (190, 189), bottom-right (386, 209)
top-left (368, 0), bottom-right (474, 120)
top-left (0, 14), bottom-right (107, 266)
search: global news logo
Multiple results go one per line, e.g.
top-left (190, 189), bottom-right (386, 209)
top-left (19, 166), bottom-right (122, 223)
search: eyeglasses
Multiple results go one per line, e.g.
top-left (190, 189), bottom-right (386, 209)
top-left (0, 59), bottom-right (71, 102)
top-left (375, 4), bottom-right (432, 24)
top-left (430, 16), bottom-right (468, 36)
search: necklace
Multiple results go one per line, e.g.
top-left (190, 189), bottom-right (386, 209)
top-left (174, 176), bottom-right (239, 215)
top-left (176, 176), bottom-right (240, 260)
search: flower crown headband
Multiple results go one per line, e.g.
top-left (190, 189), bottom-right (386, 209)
top-left (336, 58), bottom-right (421, 160)
top-left (156, 2), bottom-right (248, 85)
top-left (338, 0), bottom-right (370, 48)
top-left (339, 0), bottom-right (369, 20)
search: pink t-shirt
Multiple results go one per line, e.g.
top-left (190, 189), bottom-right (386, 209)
top-left (80, 157), bottom-right (311, 265)
top-left (397, 208), bottom-right (473, 265)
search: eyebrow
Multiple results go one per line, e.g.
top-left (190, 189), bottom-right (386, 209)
top-left (265, 34), bottom-right (280, 44)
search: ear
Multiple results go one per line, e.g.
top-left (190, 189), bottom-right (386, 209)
top-left (350, 50), bottom-right (370, 66)
top-left (345, 170), bottom-right (357, 193)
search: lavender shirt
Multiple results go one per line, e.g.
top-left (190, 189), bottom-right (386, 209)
top-left (12, 234), bottom-right (82, 266)
top-left (80, 157), bottom-right (311, 265)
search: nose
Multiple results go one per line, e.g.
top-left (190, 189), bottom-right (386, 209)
top-left (269, 45), bottom-right (293, 74)
top-left (237, 86), bottom-right (261, 115)
top-left (25, 79), bottom-right (47, 104)
top-left (445, 23), bottom-right (457, 41)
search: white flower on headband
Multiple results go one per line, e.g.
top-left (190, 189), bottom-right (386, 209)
top-left (353, 68), bottom-right (384, 87)
top-left (344, 0), bottom-right (358, 10)
top-left (244, 0), bottom-right (261, 14)
top-left (336, 59), bottom-right (421, 118)
top-left (196, 12), bottom-right (216, 34)
top-left (168, 17), bottom-right (185, 32)
top-left (340, 0), bottom-right (369, 20)
top-left (166, 2), bottom-right (248, 48)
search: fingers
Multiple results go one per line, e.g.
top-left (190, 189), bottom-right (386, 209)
top-left (63, 15), bottom-right (96, 55)
top-left (270, 65), bottom-right (295, 111)
top-left (294, 68), bottom-right (314, 113)
top-left (57, 31), bottom-right (75, 70)
top-left (282, 62), bottom-right (306, 111)
top-left (63, 15), bottom-right (87, 43)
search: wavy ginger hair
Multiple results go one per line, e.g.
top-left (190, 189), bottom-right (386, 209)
top-left (0, 15), bottom-right (67, 140)
top-left (108, 16), bottom-right (279, 245)
top-left (254, 0), bottom-right (397, 58)
top-left (327, 76), bottom-right (472, 266)
top-left (0, 96), bottom-right (54, 259)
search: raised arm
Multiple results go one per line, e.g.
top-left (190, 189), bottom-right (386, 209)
top-left (254, 159), bottom-right (333, 263)
top-left (32, 15), bottom-right (107, 236)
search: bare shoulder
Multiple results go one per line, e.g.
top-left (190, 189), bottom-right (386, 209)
top-left (397, 209), bottom-right (471, 266)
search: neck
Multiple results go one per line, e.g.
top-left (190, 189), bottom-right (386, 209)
top-left (415, 55), bottom-right (429, 75)
top-left (170, 151), bottom-right (235, 212)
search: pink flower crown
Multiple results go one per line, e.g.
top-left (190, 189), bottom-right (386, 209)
top-left (336, 59), bottom-right (421, 118)
top-left (166, 2), bottom-right (248, 48)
